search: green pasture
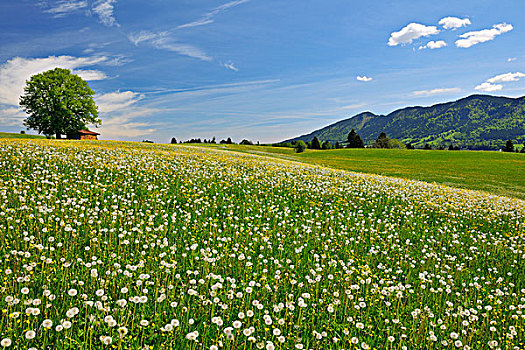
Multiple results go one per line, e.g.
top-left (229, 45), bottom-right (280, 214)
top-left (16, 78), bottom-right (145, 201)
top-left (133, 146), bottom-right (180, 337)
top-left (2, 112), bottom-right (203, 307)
top-left (0, 131), bottom-right (47, 139)
top-left (194, 144), bottom-right (525, 199)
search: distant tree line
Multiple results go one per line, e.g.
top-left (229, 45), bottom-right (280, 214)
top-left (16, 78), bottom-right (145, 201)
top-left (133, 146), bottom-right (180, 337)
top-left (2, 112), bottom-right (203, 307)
top-left (168, 133), bottom-right (525, 154)
top-left (169, 137), bottom-right (261, 145)
top-left (502, 139), bottom-right (525, 153)
top-left (170, 137), bottom-right (218, 144)
top-left (280, 130), bottom-right (468, 153)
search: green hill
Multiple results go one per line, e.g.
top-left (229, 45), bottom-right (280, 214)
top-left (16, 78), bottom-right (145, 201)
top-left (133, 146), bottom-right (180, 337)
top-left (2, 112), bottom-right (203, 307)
top-left (0, 131), bottom-right (47, 139)
top-left (285, 94), bottom-right (525, 150)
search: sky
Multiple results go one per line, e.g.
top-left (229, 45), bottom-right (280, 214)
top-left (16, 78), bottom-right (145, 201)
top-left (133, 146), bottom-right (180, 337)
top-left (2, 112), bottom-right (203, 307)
top-left (1, 0), bottom-right (524, 143)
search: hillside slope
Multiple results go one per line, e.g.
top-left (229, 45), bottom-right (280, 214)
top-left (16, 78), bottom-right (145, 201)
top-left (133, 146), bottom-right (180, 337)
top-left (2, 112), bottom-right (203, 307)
top-left (0, 132), bottom-right (47, 139)
top-left (286, 94), bottom-right (525, 149)
top-left (195, 143), bottom-right (525, 199)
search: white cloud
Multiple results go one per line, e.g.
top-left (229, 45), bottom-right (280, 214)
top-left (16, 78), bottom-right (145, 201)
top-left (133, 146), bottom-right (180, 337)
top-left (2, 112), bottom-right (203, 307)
top-left (96, 91), bottom-right (144, 113)
top-left (413, 87), bottom-right (461, 96)
top-left (72, 69), bottom-right (108, 81)
top-left (439, 17), bottom-right (471, 30)
top-left (418, 40), bottom-right (447, 50)
top-left (474, 72), bottom-right (524, 92)
top-left (455, 23), bottom-right (513, 48)
top-left (92, 0), bottom-right (119, 27)
top-left (356, 75), bottom-right (372, 82)
top-left (215, 0), bottom-right (251, 11)
top-left (127, 0), bottom-right (250, 61)
top-left (98, 116), bottom-right (157, 138)
top-left (127, 31), bottom-right (212, 61)
top-left (177, 0), bottom-right (250, 29)
top-left (388, 23), bottom-right (439, 46)
top-left (128, 31), bottom-right (160, 46)
top-left (224, 62), bottom-right (239, 71)
top-left (145, 79), bottom-right (280, 95)
top-left (486, 72), bottom-right (525, 83)
top-left (0, 107), bottom-right (26, 126)
top-left (41, 0), bottom-right (118, 26)
top-left (44, 0), bottom-right (88, 17)
top-left (102, 55), bottom-right (134, 66)
top-left (475, 82), bottom-right (503, 92)
top-left (156, 42), bottom-right (212, 62)
top-left (177, 19), bottom-right (215, 29)
top-left (95, 91), bottom-right (159, 138)
top-left (508, 57), bottom-right (516, 62)
top-left (0, 55), bottom-right (108, 106)
top-left (339, 103), bottom-right (366, 110)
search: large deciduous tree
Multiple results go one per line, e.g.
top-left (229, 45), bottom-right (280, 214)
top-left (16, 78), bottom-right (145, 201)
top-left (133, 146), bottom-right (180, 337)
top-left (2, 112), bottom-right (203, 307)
top-left (19, 68), bottom-right (100, 139)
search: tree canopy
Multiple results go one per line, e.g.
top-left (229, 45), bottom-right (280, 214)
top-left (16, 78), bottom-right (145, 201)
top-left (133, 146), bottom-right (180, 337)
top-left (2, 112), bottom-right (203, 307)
top-left (19, 68), bottom-right (100, 138)
top-left (311, 137), bottom-right (321, 150)
top-left (321, 141), bottom-right (332, 150)
top-left (502, 140), bottom-right (514, 152)
top-left (373, 132), bottom-right (390, 148)
top-left (295, 140), bottom-right (307, 153)
top-left (346, 129), bottom-right (364, 148)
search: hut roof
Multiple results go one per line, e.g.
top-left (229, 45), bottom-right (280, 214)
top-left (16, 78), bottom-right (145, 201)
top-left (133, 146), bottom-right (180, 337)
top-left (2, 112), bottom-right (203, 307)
top-left (77, 129), bottom-right (100, 136)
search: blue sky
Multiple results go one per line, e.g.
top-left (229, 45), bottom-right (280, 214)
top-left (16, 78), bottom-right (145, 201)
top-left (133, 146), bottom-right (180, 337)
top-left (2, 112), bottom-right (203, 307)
top-left (1, 0), bottom-right (524, 142)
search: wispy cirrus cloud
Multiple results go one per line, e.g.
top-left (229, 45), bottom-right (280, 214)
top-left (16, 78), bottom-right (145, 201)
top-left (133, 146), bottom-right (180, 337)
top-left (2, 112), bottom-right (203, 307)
top-left (177, 0), bottom-right (250, 29)
top-left (128, 31), bottom-right (212, 61)
top-left (41, 0), bottom-right (119, 26)
top-left (43, 0), bottom-right (88, 18)
top-left (455, 23), bottom-right (513, 48)
top-left (339, 103), bottom-right (367, 111)
top-left (224, 62), bottom-right (239, 71)
top-left (127, 1), bottom-right (250, 62)
top-left (387, 23), bottom-right (439, 46)
top-left (144, 79), bottom-right (281, 96)
top-left (413, 87), bottom-right (461, 96)
top-left (128, 31), bottom-right (160, 46)
top-left (92, 0), bottom-right (119, 27)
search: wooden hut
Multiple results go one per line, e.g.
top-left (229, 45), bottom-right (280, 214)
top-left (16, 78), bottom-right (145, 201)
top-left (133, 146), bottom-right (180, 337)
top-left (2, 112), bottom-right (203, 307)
top-left (67, 129), bottom-right (100, 140)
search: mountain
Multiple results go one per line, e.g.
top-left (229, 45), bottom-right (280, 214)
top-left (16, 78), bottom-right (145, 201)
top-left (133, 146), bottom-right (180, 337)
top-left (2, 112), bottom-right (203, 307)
top-left (284, 95), bottom-right (525, 150)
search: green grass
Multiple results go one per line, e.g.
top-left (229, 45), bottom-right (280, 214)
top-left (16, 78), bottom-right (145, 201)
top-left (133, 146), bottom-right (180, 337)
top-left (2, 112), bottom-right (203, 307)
top-left (193, 144), bottom-right (525, 200)
top-left (0, 131), bottom-right (47, 139)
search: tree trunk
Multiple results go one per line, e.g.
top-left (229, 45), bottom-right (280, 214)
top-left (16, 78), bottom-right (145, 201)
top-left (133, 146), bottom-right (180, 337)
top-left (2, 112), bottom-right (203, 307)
top-left (56, 133), bottom-right (61, 139)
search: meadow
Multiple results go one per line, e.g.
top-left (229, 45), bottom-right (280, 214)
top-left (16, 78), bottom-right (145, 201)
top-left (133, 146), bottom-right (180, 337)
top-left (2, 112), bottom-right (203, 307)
top-left (197, 144), bottom-right (525, 200)
top-left (0, 139), bottom-right (524, 350)
top-left (0, 132), bottom-right (47, 140)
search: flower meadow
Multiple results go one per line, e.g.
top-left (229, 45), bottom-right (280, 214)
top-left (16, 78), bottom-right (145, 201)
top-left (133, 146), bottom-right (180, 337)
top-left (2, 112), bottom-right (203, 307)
top-left (0, 140), bottom-right (524, 350)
